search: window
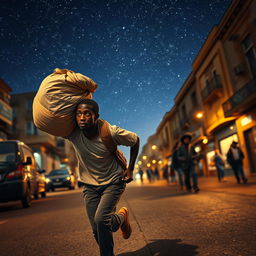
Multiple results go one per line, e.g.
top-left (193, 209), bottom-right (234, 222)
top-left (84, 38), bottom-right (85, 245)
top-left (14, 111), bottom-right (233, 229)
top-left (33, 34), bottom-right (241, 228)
top-left (181, 104), bottom-right (187, 118)
top-left (242, 34), bottom-right (256, 78)
top-left (205, 78), bottom-right (210, 88)
top-left (26, 99), bottom-right (33, 111)
top-left (26, 121), bottom-right (38, 135)
top-left (191, 91), bottom-right (198, 106)
top-left (165, 126), bottom-right (170, 144)
top-left (57, 139), bottom-right (65, 147)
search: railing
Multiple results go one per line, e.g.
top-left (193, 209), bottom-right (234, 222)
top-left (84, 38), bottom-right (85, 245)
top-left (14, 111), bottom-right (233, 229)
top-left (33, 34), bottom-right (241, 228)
top-left (202, 75), bottom-right (223, 100)
top-left (223, 78), bottom-right (256, 116)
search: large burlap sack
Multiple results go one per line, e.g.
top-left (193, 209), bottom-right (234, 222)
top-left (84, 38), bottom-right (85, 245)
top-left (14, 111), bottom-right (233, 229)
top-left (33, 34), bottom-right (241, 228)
top-left (33, 68), bottom-right (98, 137)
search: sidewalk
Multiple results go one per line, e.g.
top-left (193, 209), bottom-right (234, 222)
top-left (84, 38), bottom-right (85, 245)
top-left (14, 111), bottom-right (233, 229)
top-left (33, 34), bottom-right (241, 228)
top-left (130, 175), bottom-right (256, 196)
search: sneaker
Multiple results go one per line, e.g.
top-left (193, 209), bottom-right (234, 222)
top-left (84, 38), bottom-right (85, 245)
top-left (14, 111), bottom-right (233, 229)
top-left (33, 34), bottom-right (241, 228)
top-left (118, 207), bottom-right (132, 239)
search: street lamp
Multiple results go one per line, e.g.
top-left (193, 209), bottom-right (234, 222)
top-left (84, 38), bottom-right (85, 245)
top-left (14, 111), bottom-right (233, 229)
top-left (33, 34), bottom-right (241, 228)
top-left (142, 155), bottom-right (147, 160)
top-left (138, 161), bottom-right (142, 165)
top-left (147, 163), bottom-right (151, 167)
top-left (195, 111), bottom-right (204, 119)
top-left (158, 160), bottom-right (163, 165)
top-left (151, 145), bottom-right (157, 150)
top-left (152, 159), bottom-right (156, 164)
top-left (202, 137), bottom-right (208, 144)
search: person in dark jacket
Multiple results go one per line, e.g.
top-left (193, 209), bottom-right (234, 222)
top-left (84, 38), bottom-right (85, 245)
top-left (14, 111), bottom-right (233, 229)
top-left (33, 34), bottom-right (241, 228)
top-left (176, 133), bottom-right (200, 193)
top-left (227, 141), bottom-right (247, 184)
top-left (171, 142), bottom-right (184, 190)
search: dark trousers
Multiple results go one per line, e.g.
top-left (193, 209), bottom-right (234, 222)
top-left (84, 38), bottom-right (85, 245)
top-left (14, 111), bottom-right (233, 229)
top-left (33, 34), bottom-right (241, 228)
top-left (232, 161), bottom-right (247, 183)
top-left (183, 165), bottom-right (198, 191)
top-left (83, 180), bottom-right (126, 256)
top-left (216, 164), bottom-right (225, 182)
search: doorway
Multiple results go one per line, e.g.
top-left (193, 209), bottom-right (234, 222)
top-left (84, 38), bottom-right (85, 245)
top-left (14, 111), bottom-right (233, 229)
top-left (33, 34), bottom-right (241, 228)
top-left (244, 127), bottom-right (256, 173)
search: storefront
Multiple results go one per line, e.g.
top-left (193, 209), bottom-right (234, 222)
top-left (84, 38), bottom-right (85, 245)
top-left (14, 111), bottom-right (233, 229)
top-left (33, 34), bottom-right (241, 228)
top-left (205, 121), bottom-right (238, 174)
top-left (236, 109), bottom-right (256, 175)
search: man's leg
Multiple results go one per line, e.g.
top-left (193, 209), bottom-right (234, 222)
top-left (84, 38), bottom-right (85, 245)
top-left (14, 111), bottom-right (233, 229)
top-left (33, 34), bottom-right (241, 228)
top-left (232, 164), bottom-right (240, 183)
top-left (190, 165), bottom-right (199, 191)
top-left (237, 163), bottom-right (247, 183)
top-left (83, 185), bottom-right (101, 243)
top-left (94, 181), bottom-right (126, 256)
top-left (176, 168), bottom-right (184, 189)
top-left (216, 166), bottom-right (222, 182)
top-left (183, 168), bottom-right (191, 191)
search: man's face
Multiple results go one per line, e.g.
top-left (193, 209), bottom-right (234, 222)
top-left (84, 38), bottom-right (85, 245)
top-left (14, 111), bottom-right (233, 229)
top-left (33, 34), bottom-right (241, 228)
top-left (183, 137), bottom-right (190, 144)
top-left (76, 104), bottom-right (97, 129)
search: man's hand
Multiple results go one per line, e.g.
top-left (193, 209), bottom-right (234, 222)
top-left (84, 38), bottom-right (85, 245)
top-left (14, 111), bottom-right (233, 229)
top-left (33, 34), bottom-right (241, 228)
top-left (122, 169), bottom-right (134, 183)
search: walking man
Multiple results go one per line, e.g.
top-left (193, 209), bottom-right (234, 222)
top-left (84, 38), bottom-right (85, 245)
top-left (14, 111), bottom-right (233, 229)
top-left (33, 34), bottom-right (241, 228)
top-left (214, 149), bottom-right (226, 182)
top-left (227, 141), bottom-right (247, 184)
top-left (176, 133), bottom-right (200, 193)
top-left (171, 142), bottom-right (184, 190)
top-left (65, 99), bottom-right (140, 256)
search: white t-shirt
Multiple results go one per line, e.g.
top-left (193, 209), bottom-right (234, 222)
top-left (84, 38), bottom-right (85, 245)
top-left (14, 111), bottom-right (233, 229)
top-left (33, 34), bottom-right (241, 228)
top-left (66, 121), bottom-right (138, 186)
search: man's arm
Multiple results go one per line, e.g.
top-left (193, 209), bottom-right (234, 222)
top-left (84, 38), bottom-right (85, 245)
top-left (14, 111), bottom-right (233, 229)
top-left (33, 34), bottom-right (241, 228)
top-left (123, 136), bottom-right (140, 183)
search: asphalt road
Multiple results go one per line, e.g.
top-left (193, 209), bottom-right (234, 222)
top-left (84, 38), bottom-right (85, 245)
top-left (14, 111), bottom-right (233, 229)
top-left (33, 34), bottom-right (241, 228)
top-left (0, 181), bottom-right (255, 256)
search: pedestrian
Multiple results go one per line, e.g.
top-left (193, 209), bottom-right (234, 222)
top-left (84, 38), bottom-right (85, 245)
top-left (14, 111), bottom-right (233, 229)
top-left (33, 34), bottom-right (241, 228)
top-left (154, 166), bottom-right (160, 180)
top-left (170, 164), bottom-right (176, 183)
top-left (138, 168), bottom-right (144, 184)
top-left (227, 141), bottom-right (247, 184)
top-left (146, 167), bottom-right (153, 183)
top-left (171, 142), bottom-right (184, 190)
top-left (176, 133), bottom-right (200, 193)
top-left (162, 164), bottom-right (169, 184)
top-left (65, 99), bottom-right (140, 256)
top-left (213, 149), bottom-right (226, 182)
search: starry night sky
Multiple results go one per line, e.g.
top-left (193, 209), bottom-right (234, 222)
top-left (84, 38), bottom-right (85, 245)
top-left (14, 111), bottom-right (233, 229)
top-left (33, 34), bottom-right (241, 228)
top-left (0, 0), bottom-right (231, 156)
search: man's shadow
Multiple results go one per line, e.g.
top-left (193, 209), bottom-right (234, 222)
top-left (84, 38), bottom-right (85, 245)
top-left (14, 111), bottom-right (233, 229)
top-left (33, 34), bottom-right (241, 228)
top-left (118, 239), bottom-right (198, 256)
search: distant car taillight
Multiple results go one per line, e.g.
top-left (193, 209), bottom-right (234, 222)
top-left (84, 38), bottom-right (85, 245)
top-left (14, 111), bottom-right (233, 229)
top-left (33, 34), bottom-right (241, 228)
top-left (6, 165), bottom-right (24, 179)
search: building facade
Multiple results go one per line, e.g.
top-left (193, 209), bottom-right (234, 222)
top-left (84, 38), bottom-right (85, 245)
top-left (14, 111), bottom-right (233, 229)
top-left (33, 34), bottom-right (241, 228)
top-left (0, 79), bottom-right (12, 141)
top-left (140, 0), bottom-right (256, 176)
top-left (11, 92), bottom-right (74, 173)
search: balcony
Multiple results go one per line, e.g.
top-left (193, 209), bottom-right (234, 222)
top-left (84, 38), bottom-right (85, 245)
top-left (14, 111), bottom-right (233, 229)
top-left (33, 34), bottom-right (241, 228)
top-left (0, 98), bottom-right (12, 126)
top-left (223, 78), bottom-right (256, 117)
top-left (202, 75), bottom-right (223, 104)
top-left (22, 131), bottom-right (56, 148)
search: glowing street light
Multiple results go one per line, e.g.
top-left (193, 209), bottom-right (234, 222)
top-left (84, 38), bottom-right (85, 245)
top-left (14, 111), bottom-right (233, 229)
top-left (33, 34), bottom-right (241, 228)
top-left (152, 159), bottom-right (156, 164)
top-left (142, 155), bottom-right (147, 160)
top-left (202, 137), bottom-right (208, 144)
top-left (138, 161), bottom-right (142, 165)
top-left (158, 160), bottom-right (163, 165)
top-left (195, 112), bottom-right (204, 119)
top-left (147, 163), bottom-right (151, 167)
top-left (152, 145), bottom-right (157, 150)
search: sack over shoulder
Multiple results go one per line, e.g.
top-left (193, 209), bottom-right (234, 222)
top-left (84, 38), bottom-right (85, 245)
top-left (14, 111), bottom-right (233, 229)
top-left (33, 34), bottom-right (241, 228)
top-left (33, 68), bottom-right (98, 137)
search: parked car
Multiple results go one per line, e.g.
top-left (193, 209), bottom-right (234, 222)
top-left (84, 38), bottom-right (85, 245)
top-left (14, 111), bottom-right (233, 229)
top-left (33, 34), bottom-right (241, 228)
top-left (36, 167), bottom-right (47, 199)
top-left (46, 169), bottom-right (75, 191)
top-left (0, 140), bottom-right (46, 208)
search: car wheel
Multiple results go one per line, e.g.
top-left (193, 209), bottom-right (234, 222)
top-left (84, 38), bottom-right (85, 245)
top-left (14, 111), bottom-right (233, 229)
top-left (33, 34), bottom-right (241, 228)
top-left (21, 185), bottom-right (31, 208)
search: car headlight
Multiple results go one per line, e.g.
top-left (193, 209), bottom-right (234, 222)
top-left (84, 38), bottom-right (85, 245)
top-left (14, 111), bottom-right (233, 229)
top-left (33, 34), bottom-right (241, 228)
top-left (66, 177), bottom-right (71, 180)
top-left (46, 178), bottom-right (51, 183)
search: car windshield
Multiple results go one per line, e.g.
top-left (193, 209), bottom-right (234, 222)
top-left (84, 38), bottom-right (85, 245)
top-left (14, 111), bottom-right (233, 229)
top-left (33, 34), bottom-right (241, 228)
top-left (49, 169), bottom-right (69, 176)
top-left (0, 142), bottom-right (17, 163)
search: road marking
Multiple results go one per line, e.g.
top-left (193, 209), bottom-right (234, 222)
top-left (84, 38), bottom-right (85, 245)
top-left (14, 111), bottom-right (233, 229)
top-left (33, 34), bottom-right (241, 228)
top-left (0, 220), bottom-right (8, 225)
